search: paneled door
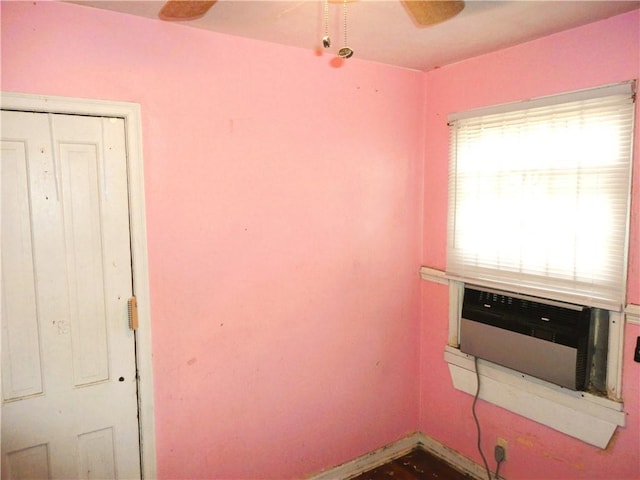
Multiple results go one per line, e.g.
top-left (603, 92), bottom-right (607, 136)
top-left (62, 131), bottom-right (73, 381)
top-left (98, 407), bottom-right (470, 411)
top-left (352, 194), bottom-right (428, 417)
top-left (1, 111), bottom-right (141, 479)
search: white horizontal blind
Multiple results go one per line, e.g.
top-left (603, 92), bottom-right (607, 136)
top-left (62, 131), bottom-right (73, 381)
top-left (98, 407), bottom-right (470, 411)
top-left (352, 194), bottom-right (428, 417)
top-left (447, 82), bottom-right (635, 311)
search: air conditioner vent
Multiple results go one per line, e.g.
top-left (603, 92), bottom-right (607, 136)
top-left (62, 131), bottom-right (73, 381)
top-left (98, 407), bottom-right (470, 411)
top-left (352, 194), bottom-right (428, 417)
top-left (460, 286), bottom-right (591, 390)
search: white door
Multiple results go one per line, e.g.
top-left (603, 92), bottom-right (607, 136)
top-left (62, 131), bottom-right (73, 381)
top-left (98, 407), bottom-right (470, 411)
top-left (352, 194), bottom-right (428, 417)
top-left (1, 111), bottom-right (141, 479)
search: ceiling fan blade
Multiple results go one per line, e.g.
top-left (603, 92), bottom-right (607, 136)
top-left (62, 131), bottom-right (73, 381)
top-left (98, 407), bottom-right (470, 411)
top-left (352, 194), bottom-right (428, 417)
top-left (402, 0), bottom-right (465, 26)
top-left (159, 1), bottom-right (217, 21)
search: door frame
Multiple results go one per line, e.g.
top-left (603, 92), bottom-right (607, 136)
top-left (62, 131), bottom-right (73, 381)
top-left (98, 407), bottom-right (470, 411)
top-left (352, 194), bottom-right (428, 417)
top-left (1, 92), bottom-right (157, 479)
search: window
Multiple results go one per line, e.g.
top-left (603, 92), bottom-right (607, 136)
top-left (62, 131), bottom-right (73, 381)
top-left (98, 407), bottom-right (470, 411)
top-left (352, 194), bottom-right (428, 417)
top-left (446, 82), bottom-right (635, 311)
top-left (437, 82), bottom-right (635, 448)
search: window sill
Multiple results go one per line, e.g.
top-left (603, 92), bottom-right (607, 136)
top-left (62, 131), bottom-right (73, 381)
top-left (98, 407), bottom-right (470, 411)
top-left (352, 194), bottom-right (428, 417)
top-left (444, 345), bottom-right (625, 448)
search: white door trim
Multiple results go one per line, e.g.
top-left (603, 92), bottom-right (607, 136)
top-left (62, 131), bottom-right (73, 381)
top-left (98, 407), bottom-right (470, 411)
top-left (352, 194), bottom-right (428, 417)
top-left (1, 92), bottom-right (157, 479)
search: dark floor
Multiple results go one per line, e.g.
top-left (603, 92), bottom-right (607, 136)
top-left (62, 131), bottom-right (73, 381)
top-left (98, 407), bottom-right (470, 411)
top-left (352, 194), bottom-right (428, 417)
top-left (350, 448), bottom-right (474, 480)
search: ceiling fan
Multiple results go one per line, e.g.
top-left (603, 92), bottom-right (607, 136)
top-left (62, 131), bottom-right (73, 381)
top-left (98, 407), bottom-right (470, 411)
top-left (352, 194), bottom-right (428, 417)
top-left (158, 0), bottom-right (465, 27)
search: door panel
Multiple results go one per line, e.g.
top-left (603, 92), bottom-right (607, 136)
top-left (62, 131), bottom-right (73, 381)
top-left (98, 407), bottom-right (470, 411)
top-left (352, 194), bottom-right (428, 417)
top-left (1, 111), bottom-right (141, 480)
top-left (59, 143), bottom-right (110, 386)
top-left (6, 444), bottom-right (50, 480)
top-left (77, 428), bottom-right (116, 480)
top-left (1, 139), bottom-right (44, 401)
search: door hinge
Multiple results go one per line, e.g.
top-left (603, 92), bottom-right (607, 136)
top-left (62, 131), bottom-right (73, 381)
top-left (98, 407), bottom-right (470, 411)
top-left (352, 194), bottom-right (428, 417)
top-left (128, 296), bottom-right (139, 331)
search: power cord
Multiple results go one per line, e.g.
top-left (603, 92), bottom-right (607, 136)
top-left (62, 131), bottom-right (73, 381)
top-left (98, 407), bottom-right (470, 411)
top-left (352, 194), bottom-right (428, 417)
top-left (495, 458), bottom-right (504, 480)
top-left (473, 356), bottom-right (492, 480)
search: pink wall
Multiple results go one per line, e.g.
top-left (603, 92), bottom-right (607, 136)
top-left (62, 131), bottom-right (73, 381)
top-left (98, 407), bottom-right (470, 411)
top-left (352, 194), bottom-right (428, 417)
top-left (420, 10), bottom-right (640, 480)
top-left (3, 2), bottom-right (639, 479)
top-left (1, 2), bottom-right (423, 478)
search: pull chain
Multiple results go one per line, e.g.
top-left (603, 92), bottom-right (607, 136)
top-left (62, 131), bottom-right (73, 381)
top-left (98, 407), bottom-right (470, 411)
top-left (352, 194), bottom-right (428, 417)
top-left (338, 0), bottom-right (354, 58)
top-left (343, 0), bottom-right (347, 47)
top-left (322, 0), bottom-right (330, 48)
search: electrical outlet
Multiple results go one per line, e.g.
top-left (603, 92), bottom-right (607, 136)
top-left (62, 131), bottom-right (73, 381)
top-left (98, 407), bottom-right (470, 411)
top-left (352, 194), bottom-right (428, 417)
top-left (496, 437), bottom-right (508, 461)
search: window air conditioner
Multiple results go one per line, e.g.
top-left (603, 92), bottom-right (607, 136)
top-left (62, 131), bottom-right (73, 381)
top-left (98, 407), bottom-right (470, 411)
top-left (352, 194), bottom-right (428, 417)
top-left (459, 286), bottom-right (592, 390)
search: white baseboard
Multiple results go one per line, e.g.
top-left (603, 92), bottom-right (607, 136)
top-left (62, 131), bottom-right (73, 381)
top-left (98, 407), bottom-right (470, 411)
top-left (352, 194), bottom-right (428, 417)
top-left (307, 432), bottom-right (490, 480)
top-left (307, 432), bottom-right (421, 480)
top-left (416, 432), bottom-right (496, 480)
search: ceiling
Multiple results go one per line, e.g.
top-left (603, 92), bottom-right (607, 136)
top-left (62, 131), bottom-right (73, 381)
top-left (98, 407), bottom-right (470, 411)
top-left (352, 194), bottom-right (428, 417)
top-left (70, 0), bottom-right (639, 71)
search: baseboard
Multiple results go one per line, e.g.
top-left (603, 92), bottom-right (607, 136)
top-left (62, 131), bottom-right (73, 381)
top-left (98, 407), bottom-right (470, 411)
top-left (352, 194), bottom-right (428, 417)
top-left (416, 432), bottom-right (496, 480)
top-left (307, 431), bottom-right (492, 480)
top-left (307, 432), bottom-right (422, 480)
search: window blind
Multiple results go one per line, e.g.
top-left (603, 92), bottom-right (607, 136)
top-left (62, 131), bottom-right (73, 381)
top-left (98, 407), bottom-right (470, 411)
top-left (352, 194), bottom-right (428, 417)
top-left (446, 82), bottom-right (635, 311)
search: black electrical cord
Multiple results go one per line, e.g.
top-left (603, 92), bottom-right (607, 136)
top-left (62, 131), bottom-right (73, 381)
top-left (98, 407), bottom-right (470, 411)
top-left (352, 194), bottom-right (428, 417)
top-left (473, 356), bottom-right (493, 480)
top-left (495, 458), bottom-right (504, 480)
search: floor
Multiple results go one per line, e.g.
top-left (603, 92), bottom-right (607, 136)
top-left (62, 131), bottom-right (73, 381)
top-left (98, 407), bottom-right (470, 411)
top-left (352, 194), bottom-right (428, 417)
top-left (350, 448), bottom-right (474, 480)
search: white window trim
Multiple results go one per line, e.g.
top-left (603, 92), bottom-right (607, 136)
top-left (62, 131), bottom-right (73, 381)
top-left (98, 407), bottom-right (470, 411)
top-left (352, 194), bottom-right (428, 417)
top-left (448, 81), bottom-right (634, 122)
top-left (625, 303), bottom-right (640, 325)
top-left (1, 92), bottom-right (157, 478)
top-left (420, 267), bottom-right (632, 449)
